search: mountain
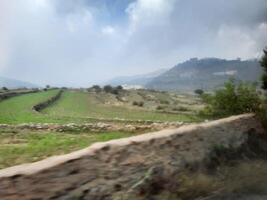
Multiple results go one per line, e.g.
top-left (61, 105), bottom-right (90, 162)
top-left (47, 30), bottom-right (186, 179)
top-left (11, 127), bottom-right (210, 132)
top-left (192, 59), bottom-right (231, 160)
top-left (0, 77), bottom-right (38, 89)
top-left (106, 68), bottom-right (168, 87)
top-left (146, 58), bottom-right (263, 92)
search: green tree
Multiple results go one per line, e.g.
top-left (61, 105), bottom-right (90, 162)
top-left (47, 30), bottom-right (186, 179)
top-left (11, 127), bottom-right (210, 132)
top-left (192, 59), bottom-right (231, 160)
top-left (194, 89), bottom-right (204, 95)
top-left (91, 85), bottom-right (101, 92)
top-left (103, 85), bottom-right (113, 93)
top-left (2, 87), bottom-right (8, 91)
top-left (260, 47), bottom-right (267, 90)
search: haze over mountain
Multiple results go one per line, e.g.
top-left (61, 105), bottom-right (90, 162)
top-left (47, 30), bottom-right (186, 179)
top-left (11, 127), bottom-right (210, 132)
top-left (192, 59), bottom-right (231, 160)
top-left (0, 77), bottom-right (38, 89)
top-left (146, 58), bottom-right (262, 91)
top-left (106, 68), bottom-right (167, 87)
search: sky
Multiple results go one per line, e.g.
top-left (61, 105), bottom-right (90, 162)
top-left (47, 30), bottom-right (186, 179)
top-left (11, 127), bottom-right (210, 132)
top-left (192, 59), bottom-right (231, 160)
top-left (0, 0), bottom-right (267, 87)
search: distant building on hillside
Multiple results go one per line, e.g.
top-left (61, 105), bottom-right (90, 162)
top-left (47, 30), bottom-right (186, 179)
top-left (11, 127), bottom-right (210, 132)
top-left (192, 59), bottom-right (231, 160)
top-left (122, 84), bottom-right (144, 90)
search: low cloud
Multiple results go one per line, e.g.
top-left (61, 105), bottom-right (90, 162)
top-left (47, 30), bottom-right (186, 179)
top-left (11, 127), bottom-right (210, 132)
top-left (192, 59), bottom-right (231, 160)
top-left (0, 0), bottom-right (266, 86)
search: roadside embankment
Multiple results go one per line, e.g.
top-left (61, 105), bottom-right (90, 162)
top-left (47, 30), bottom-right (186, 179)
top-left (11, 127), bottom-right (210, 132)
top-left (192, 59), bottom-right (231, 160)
top-left (0, 114), bottom-right (266, 199)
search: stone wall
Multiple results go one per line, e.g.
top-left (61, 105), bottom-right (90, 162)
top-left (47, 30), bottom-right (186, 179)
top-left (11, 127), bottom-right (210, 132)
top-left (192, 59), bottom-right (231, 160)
top-left (0, 121), bottom-right (185, 132)
top-left (32, 90), bottom-right (63, 112)
top-left (0, 114), bottom-right (265, 200)
top-left (0, 90), bottom-right (39, 101)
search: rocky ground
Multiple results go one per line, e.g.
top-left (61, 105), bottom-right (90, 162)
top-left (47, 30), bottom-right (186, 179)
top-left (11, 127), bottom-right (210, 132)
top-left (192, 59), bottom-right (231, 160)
top-left (0, 121), bottom-right (186, 133)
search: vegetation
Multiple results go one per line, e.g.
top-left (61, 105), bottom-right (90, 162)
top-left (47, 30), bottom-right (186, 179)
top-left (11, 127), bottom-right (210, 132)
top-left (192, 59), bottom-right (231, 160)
top-left (200, 80), bottom-right (260, 117)
top-left (147, 58), bottom-right (262, 91)
top-left (132, 101), bottom-right (144, 107)
top-left (0, 128), bottom-right (136, 169)
top-left (194, 89), bottom-right (204, 95)
top-left (103, 85), bottom-right (113, 93)
top-left (165, 161), bottom-right (267, 199)
top-left (90, 85), bottom-right (102, 92)
top-left (43, 91), bottom-right (199, 122)
top-left (2, 87), bottom-right (8, 91)
top-left (260, 47), bottom-right (267, 90)
top-left (103, 85), bottom-right (124, 95)
top-left (0, 90), bottom-right (64, 124)
top-left (0, 86), bottom-right (204, 170)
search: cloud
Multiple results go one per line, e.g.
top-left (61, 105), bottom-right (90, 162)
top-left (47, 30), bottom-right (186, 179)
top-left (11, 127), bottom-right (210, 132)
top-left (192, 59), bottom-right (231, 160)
top-left (101, 25), bottom-right (116, 35)
top-left (1, 0), bottom-right (267, 86)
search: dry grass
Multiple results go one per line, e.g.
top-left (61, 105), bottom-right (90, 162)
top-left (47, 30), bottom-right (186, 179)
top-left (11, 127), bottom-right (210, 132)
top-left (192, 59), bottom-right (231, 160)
top-left (173, 160), bottom-right (267, 200)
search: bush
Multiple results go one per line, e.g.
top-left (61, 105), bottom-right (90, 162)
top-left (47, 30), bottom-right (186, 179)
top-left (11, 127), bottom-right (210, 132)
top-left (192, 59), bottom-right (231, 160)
top-left (201, 80), bottom-right (260, 117)
top-left (173, 106), bottom-right (189, 112)
top-left (194, 89), bottom-right (204, 95)
top-left (132, 101), bottom-right (144, 107)
top-left (160, 100), bottom-right (170, 104)
top-left (156, 105), bottom-right (165, 110)
top-left (103, 85), bottom-right (113, 93)
top-left (116, 85), bottom-right (123, 90)
top-left (2, 87), bottom-right (8, 91)
top-left (111, 88), bottom-right (119, 95)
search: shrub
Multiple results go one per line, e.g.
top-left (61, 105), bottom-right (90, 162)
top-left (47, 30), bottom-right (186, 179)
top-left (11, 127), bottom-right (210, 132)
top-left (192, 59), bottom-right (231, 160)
top-left (103, 85), bottom-right (113, 93)
top-left (111, 88), bottom-right (119, 95)
top-left (173, 106), bottom-right (189, 112)
top-left (2, 87), bottom-right (8, 91)
top-left (132, 101), bottom-right (144, 107)
top-left (111, 86), bottom-right (124, 95)
top-left (201, 79), bottom-right (260, 117)
top-left (156, 105), bottom-right (165, 110)
top-left (160, 100), bottom-right (170, 104)
top-left (116, 85), bottom-right (123, 90)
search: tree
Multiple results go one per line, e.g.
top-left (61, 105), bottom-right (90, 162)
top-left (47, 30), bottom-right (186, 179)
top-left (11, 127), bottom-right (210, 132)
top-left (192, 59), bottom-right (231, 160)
top-left (194, 89), bottom-right (204, 95)
top-left (103, 85), bottom-right (113, 93)
top-left (91, 85), bottom-right (101, 92)
top-left (260, 47), bottom-right (267, 90)
top-left (2, 87), bottom-right (8, 91)
top-left (46, 85), bottom-right (50, 89)
top-left (116, 85), bottom-right (123, 90)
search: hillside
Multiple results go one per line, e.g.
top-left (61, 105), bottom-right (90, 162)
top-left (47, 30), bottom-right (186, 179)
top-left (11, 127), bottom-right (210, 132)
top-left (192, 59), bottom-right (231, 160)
top-left (106, 68), bottom-right (168, 87)
top-left (146, 58), bottom-right (263, 91)
top-left (0, 76), bottom-right (38, 89)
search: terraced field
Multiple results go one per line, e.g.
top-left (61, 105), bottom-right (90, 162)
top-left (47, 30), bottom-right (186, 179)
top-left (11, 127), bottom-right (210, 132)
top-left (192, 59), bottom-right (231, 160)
top-left (0, 89), bottom-right (203, 124)
top-left (0, 90), bottom-right (60, 124)
top-left (42, 90), bottom-right (202, 122)
top-left (0, 89), bottom-right (204, 168)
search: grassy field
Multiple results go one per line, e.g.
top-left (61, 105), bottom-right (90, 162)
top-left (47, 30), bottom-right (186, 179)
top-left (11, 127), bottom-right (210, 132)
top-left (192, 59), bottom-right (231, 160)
top-left (0, 90), bottom-right (61, 124)
top-left (43, 90), bottom-right (201, 122)
top-left (0, 89), bottom-right (204, 169)
top-left (0, 89), bottom-right (203, 124)
top-left (0, 128), bottom-right (136, 169)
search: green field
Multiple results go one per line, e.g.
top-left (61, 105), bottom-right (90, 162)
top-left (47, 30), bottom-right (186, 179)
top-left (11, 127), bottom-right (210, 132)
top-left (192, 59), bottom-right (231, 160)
top-left (0, 89), bottom-right (202, 124)
top-left (42, 90), bottom-right (200, 122)
top-left (0, 89), bottom-right (204, 168)
top-left (0, 90), bottom-right (61, 124)
top-left (0, 128), bottom-right (136, 169)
